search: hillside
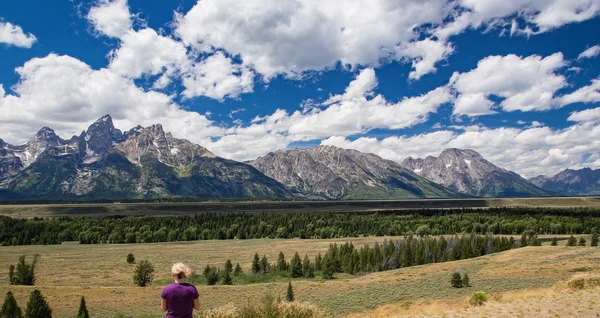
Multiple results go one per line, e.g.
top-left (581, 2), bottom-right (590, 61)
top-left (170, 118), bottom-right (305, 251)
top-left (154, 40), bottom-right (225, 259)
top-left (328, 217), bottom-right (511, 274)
top-left (1, 237), bottom-right (598, 317)
top-left (530, 168), bottom-right (600, 196)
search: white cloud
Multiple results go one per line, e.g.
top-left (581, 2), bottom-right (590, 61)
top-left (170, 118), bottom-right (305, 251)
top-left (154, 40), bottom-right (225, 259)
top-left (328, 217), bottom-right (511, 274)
top-left (557, 78), bottom-right (600, 107)
top-left (181, 52), bottom-right (255, 100)
top-left (0, 54), bottom-right (223, 144)
top-left (249, 68), bottom-right (452, 141)
top-left (87, 0), bottom-right (132, 38)
top-left (568, 106), bottom-right (600, 123)
top-left (578, 44), bottom-right (600, 60)
top-left (174, 0), bottom-right (600, 80)
top-left (0, 20), bottom-right (37, 48)
top-left (108, 28), bottom-right (188, 80)
top-left (450, 53), bottom-right (567, 115)
top-left (322, 122), bottom-right (600, 178)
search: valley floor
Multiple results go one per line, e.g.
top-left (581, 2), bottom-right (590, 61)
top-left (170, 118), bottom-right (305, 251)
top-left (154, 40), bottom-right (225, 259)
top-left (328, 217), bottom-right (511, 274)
top-left (1, 237), bottom-right (599, 317)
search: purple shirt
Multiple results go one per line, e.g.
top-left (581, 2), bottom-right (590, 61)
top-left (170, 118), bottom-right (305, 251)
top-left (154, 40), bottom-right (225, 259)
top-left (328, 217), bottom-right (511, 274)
top-left (160, 283), bottom-right (199, 318)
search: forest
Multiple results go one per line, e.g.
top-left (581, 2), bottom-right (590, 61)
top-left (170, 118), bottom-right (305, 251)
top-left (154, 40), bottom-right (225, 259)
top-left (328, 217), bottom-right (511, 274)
top-left (2, 207), bottom-right (600, 246)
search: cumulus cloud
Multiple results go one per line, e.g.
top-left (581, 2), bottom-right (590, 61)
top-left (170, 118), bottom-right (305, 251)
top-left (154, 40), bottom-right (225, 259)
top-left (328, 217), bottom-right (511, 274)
top-left (0, 20), bottom-right (37, 48)
top-left (87, 0), bottom-right (132, 38)
top-left (0, 54), bottom-right (223, 144)
top-left (174, 0), bottom-right (600, 80)
top-left (450, 53), bottom-right (567, 116)
top-left (557, 78), bottom-right (600, 107)
top-left (322, 122), bottom-right (600, 178)
top-left (568, 106), bottom-right (600, 123)
top-left (248, 68), bottom-right (452, 141)
top-left (181, 52), bottom-right (255, 100)
top-left (578, 44), bottom-right (600, 60)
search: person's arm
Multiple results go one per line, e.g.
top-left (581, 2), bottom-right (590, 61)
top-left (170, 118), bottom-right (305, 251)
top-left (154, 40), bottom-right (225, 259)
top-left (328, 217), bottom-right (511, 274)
top-left (161, 298), bottom-right (168, 312)
top-left (193, 297), bottom-right (200, 310)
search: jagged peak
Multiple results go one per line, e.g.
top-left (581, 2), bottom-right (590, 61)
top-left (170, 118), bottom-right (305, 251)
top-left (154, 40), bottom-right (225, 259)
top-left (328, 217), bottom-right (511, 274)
top-left (36, 126), bottom-right (56, 136)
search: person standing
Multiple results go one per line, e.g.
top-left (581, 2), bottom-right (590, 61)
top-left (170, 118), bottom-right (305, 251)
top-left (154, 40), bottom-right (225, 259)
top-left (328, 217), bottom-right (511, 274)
top-left (160, 263), bottom-right (200, 318)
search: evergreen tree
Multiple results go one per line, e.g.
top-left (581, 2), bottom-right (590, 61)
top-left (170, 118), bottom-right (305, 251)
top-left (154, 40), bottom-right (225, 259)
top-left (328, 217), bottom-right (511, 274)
top-left (302, 254), bottom-right (311, 277)
top-left (133, 260), bottom-right (155, 287)
top-left (24, 290), bottom-right (52, 318)
top-left (13, 254), bottom-right (39, 286)
top-left (1, 291), bottom-right (22, 318)
top-left (276, 252), bottom-right (287, 272)
top-left (260, 255), bottom-right (270, 273)
top-left (579, 237), bottom-right (587, 246)
top-left (451, 272), bottom-right (463, 288)
top-left (591, 233), bottom-right (599, 247)
top-left (567, 235), bottom-right (577, 246)
top-left (251, 253), bottom-right (261, 274)
top-left (321, 254), bottom-right (335, 279)
top-left (8, 265), bottom-right (15, 285)
top-left (204, 266), bottom-right (220, 285)
top-left (221, 270), bottom-right (233, 285)
top-left (551, 237), bottom-right (558, 246)
top-left (315, 253), bottom-right (322, 271)
top-left (76, 296), bottom-right (89, 318)
top-left (285, 281), bottom-right (294, 302)
top-left (462, 273), bottom-right (470, 287)
top-left (224, 259), bottom-right (233, 274)
top-left (290, 253), bottom-right (303, 278)
top-left (520, 233), bottom-right (528, 247)
top-left (126, 253), bottom-right (135, 264)
top-left (233, 263), bottom-right (242, 276)
top-left (203, 264), bottom-right (211, 276)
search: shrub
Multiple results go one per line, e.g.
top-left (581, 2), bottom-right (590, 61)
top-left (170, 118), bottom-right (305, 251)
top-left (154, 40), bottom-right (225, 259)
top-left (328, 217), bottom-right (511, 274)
top-left (551, 237), bottom-right (558, 246)
top-left (205, 266), bottom-right (220, 285)
top-left (567, 277), bottom-right (586, 289)
top-left (462, 273), bottom-right (470, 287)
top-left (198, 297), bottom-right (327, 318)
top-left (24, 289), bottom-right (52, 318)
top-left (233, 263), bottom-right (242, 277)
top-left (591, 233), bottom-right (599, 246)
top-left (451, 272), bottom-right (463, 288)
top-left (77, 296), bottom-right (89, 318)
top-left (133, 260), bottom-right (155, 287)
top-left (567, 235), bottom-right (577, 246)
top-left (469, 291), bottom-right (489, 306)
top-left (126, 253), bottom-right (135, 264)
top-left (579, 237), bottom-right (587, 246)
top-left (1, 291), bottom-right (22, 318)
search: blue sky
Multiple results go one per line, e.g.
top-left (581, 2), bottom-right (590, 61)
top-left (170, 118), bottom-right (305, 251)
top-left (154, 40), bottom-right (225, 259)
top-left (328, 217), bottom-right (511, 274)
top-left (1, 0), bottom-right (600, 178)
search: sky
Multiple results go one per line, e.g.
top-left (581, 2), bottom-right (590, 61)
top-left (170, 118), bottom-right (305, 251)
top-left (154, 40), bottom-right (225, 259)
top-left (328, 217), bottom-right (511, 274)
top-left (1, 0), bottom-right (600, 178)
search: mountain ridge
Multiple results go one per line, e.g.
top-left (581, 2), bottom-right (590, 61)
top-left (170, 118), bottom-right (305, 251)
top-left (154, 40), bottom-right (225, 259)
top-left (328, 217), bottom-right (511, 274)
top-left (530, 168), bottom-right (600, 196)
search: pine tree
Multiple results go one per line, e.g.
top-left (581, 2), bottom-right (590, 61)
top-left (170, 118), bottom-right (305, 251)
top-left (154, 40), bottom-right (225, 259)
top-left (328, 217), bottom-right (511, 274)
top-left (24, 290), bottom-right (52, 318)
top-left (276, 252), bottom-right (287, 272)
top-left (224, 259), bottom-right (233, 274)
top-left (204, 266), bottom-right (220, 285)
top-left (260, 255), bottom-right (270, 273)
top-left (1, 291), bottom-right (22, 318)
top-left (285, 281), bottom-right (294, 302)
top-left (451, 272), bottom-right (463, 288)
top-left (8, 265), bottom-right (15, 285)
top-left (252, 253), bottom-right (261, 274)
top-left (462, 273), bottom-right (470, 287)
top-left (133, 260), bottom-right (155, 287)
top-left (290, 253), bottom-right (303, 278)
top-left (520, 233), bottom-right (528, 247)
top-left (233, 263), bottom-right (242, 276)
top-left (567, 235), bottom-right (577, 246)
top-left (203, 264), bottom-right (211, 276)
top-left (126, 253), bottom-right (135, 264)
top-left (76, 296), bottom-right (89, 318)
top-left (13, 254), bottom-right (39, 286)
top-left (579, 237), bottom-right (587, 246)
top-left (315, 253), bottom-right (322, 271)
top-left (302, 254), bottom-right (311, 277)
top-left (551, 237), bottom-right (558, 246)
top-left (592, 233), bottom-right (599, 247)
top-left (321, 254), bottom-right (335, 279)
top-left (221, 270), bottom-right (233, 285)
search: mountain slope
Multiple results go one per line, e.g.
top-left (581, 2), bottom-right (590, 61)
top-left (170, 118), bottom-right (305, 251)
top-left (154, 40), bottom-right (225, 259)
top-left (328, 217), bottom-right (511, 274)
top-left (5, 115), bottom-right (292, 200)
top-left (401, 148), bottom-right (550, 198)
top-left (530, 168), bottom-right (600, 196)
top-left (248, 145), bottom-right (457, 200)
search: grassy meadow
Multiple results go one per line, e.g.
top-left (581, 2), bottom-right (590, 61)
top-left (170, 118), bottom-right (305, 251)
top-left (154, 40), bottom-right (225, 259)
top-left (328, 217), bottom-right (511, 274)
top-left (1, 235), bottom-right (600, 317)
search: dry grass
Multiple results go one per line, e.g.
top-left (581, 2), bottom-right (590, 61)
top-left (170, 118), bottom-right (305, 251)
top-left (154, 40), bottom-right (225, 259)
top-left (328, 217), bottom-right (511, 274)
top-left (1, 239), bottom-right (600, 317)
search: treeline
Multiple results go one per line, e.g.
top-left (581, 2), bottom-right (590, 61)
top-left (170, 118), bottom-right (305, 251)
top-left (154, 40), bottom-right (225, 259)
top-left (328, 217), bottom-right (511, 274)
top-left (2, 208), bottom-right (600, 246)
top-left (233, 234), bottom-right (516, 282)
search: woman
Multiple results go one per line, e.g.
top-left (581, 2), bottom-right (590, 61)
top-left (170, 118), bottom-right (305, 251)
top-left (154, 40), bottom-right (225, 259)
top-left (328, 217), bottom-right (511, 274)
top-left (160, 263), bottom-right (200, 318)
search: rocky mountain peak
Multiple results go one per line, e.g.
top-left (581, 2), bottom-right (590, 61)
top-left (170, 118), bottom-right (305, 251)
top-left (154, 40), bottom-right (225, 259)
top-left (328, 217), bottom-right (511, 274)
top-left (401, 148), bottom-right (548, 197)
top-left (530, 167), bottom-right (600, 196)
top-left (83, 114), bottom-right (123, 157)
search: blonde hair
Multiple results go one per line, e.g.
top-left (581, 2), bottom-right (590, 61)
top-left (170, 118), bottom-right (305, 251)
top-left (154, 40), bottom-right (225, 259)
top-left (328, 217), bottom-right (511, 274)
top-left (172, 263), bottom-right (192, 279)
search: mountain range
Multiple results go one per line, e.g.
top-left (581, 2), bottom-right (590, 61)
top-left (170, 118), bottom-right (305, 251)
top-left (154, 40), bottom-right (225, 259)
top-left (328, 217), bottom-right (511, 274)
top-left (0, 115), bottom-right (596, 201)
